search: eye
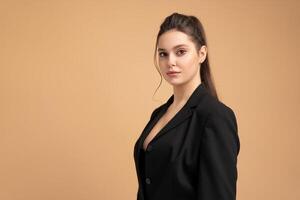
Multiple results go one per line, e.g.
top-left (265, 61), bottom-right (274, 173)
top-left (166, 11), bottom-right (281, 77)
top-left (176, 49), bottom-right (186, 56)
top-left (158, 52), bottom-right (167, 57)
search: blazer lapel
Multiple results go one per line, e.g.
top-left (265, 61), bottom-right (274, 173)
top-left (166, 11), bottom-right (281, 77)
top-left (135, 83), bottom-right (209, 199)
top-left (138, 82), bottom-right (209, 149)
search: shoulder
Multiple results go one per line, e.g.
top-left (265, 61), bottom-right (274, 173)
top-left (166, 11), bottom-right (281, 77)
top-left (195, 92), bottom-right (240, 153)
top-left (194, 92), bottom-right (237, 126)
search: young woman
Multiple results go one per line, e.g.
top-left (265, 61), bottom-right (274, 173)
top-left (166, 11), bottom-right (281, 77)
top-left (133, 12), bottom-right (240, 200)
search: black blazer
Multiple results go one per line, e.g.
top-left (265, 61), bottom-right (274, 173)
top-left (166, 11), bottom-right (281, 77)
top-left (133, 83), bottom-right (240, 200)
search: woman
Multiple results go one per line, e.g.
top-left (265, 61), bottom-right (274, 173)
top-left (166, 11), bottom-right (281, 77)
top-left (133, 12), bottom-right (240, 200)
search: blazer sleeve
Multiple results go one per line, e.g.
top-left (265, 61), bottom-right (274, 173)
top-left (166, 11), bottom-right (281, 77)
top-left (196, 106), bottom-right (240, 200)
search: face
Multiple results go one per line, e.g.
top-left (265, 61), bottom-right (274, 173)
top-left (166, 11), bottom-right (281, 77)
top-left (157, 29), bottom-right (207, 86)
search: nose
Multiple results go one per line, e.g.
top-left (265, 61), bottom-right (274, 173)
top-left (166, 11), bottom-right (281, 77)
top-left (167, 53), bottom-right (176, 68)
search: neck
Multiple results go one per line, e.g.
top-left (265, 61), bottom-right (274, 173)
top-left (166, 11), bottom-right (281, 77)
top-left (171, 78), bottom-right (201, 108)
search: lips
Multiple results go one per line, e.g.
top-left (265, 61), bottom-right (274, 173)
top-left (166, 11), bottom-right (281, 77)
top-left (166, 71), bottom-right (180, 77)
top-left (166, 71), bottom-right (180, 75)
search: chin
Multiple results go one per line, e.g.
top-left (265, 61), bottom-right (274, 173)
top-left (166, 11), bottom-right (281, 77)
top-left (166, 79), bottom-right (186, 86)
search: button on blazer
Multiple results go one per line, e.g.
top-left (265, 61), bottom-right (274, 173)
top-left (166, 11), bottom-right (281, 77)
top-left (133, 83), bottom-right (240, 200)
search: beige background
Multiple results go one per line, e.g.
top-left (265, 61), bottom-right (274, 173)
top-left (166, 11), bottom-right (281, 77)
top-left (0, 0), bottom-right (299, 200)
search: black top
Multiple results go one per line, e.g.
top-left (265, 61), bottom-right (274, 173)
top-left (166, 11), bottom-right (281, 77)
top-left (138, 148), bottom-right (148, 200)
top-left (133, 82), bottom-right (240, 200)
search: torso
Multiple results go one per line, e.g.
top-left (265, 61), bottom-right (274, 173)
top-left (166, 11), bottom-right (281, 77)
top-left (142, 103), bottom-right (184, 151)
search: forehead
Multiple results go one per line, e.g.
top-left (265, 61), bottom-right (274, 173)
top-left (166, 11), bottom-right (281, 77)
top-left (157, 30), bottom-right (194, 51)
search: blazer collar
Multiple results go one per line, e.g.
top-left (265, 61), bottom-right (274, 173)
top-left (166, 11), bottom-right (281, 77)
top-left (139, 82), bottom-right (209, 149)
top-left (164, 82), bottom-right (208, 109)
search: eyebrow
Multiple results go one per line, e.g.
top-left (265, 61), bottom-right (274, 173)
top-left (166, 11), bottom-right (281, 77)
top-left (157, 44), bottom-right (188, 51)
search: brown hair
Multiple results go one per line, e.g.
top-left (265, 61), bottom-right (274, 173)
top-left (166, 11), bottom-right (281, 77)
top-left (153, 12), bottom-right (218, 100)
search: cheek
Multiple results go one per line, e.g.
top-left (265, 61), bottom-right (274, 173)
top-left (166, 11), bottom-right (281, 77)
top-left (180, 55), bottom-right (198, 70)
top-left (158, 59), bottom-right (163, 67)
top-left (158, 60), bottom-right (168, 70)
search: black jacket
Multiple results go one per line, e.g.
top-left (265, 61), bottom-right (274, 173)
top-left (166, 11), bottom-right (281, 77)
top-left (133, 82), bottom-right (240, 200)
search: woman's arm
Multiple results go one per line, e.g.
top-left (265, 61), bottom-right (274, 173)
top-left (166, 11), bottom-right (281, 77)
top-left (196, 106), bottom-right (240, 200)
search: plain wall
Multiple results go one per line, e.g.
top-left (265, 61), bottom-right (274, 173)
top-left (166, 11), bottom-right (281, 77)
top-left (0, 0), bottom-right (299, 199)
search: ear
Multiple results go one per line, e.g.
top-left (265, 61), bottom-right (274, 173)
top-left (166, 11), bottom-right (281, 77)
top-left (198, 45), bottom-right (207, 64)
